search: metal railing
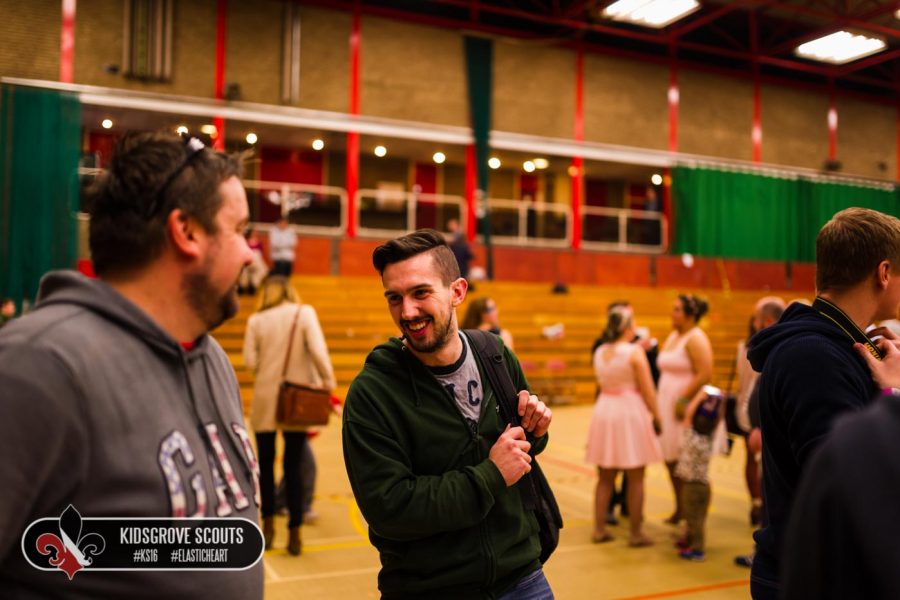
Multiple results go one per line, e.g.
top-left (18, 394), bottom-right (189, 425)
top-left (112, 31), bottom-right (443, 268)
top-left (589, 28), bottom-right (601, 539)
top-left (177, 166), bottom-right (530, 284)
top-left (243, 180), bottom-right (347, 236)
top-left (482, 199), bottom-right (572, 248)
top-left (76, 168), bottom-right (666, 253)
top-left (355, 189), bottom-right (465, 239)
top-left (580, 206), bottom-right (667, 253)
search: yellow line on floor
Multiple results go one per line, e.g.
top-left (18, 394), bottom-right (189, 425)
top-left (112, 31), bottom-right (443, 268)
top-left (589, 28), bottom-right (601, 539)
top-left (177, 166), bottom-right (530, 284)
top-left (267, 566), bottom-right (381, 585)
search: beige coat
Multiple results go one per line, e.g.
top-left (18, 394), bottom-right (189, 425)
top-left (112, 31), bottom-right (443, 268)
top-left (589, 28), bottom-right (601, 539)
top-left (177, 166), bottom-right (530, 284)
top-left (243, 302), bottom-right (336, 432)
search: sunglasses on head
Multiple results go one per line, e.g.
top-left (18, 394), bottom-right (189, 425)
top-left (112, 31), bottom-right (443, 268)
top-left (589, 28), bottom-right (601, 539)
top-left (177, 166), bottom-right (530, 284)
top-left (144, 135), bottom-right (206, 218)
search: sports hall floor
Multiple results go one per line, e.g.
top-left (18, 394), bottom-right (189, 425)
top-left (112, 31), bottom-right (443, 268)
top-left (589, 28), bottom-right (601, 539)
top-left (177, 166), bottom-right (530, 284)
top-left (261, 403), bottom-right (753, 599)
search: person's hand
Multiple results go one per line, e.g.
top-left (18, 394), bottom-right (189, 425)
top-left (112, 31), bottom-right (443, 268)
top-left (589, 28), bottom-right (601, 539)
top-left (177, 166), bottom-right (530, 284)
top-left (517, 390), bottom-right (551, 438)
top-left (867, 326), bottom-right (900, 352)
top-left (489, 425), bottom-right (533, 486)
top-left (855, 338), bottom-right (900, 388)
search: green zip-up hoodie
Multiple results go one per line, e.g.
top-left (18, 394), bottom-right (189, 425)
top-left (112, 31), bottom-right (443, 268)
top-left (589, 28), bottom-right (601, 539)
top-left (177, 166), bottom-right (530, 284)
top-left (343, 333), bottom-right (547, 599)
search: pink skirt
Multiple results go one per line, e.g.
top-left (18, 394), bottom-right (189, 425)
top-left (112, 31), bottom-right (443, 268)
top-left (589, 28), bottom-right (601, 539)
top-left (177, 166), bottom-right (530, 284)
top-left (585, 390), bottom-right (663, 469)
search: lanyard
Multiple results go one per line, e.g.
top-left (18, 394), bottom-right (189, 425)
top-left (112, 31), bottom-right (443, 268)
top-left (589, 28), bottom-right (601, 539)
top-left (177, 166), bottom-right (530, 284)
top-left (812, 296), bottom-right (883, 361)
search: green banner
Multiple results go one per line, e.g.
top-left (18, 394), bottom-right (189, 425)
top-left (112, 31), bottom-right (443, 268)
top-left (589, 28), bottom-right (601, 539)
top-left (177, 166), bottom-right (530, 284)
top-left (672, 166), bottom-right (900, 262)
top-left (464, 35), bottom-right (493, 278)
top-left (0, 85), bottom-right (81, 310)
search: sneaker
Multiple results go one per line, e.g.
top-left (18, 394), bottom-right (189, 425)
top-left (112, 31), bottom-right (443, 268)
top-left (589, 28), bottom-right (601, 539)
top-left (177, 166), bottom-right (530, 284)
top-left (734, 553), bottom-right (754, 568)
top-left (679, 549), bottom-right (706, 562)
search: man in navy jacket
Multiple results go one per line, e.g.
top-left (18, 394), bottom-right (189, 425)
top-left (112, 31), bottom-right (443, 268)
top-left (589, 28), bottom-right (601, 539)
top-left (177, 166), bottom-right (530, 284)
top-left (746, 207), bottom-right (900, 599)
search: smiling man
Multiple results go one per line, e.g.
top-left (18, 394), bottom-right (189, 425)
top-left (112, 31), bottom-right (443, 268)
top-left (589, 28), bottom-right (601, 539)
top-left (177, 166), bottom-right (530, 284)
top-left (0, 131), bottom-right (262, 598)
top-left (342, 229), bottom-right (554, 599)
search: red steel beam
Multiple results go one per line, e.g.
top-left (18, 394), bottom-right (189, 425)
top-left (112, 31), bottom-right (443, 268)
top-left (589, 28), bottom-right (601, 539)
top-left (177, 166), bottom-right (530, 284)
top-left (301, 0), bottom-right (900, 99)
top-left (346, 2), bottom-right (361, 238)
top-left (60, 0), bottom-right (75, 83)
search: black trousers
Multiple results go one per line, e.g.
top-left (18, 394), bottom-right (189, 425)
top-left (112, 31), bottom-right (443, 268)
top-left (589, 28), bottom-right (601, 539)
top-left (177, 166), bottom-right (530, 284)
top-left (256, 431), bottom-right (307, 528)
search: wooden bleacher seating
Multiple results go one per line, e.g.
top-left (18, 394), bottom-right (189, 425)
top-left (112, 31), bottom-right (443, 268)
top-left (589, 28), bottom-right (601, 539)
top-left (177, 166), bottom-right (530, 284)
top-left (213, 275), bottom-right (806, 415)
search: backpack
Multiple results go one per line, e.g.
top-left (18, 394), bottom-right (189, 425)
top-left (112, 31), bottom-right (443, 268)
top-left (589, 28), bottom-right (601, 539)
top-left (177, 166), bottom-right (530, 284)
top-left (465, 329), bottom-right (563, 564)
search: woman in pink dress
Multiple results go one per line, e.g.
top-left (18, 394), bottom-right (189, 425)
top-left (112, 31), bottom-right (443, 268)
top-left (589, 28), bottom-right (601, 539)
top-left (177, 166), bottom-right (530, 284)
top-left (656, 294), bottom-right (713, 524)
top-left (586, 305), bottom-right (662, 546)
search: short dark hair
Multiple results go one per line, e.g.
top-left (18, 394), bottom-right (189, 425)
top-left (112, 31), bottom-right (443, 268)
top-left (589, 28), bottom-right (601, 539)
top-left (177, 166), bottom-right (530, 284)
top-left (678, 294), bottom-right (709, 321)
top-left (87, 131), bottom-right (241, 277)
top-left (816, 207), bottom-right (900, 292)
top-left (372, 229), bottom-right (461, 285)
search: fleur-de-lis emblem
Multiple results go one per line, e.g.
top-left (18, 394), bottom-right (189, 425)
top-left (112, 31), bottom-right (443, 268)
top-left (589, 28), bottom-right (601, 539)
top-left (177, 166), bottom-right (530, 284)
top-left (35, 505), bottom-right (105, 580)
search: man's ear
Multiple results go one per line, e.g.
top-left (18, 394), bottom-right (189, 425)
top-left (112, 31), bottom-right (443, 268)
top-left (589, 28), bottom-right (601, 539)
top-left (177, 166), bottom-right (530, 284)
top-left (450, 277), bottom-right (468, 307)
top-left (878, 260), bottom-right (892, 289)
top-left (167, 209), bottom-right (203, 259)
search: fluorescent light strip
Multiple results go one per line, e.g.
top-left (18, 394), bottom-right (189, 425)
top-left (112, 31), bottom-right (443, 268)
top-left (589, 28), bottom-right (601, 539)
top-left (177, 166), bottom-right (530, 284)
top-left (603, 0), bottom-right (700, 28)
top-left (796, 31), bottom-right (886, 65)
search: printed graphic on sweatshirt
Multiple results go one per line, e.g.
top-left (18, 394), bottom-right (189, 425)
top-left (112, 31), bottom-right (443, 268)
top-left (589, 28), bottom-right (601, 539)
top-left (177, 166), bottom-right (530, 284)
top-left (23, 505), bottom-right (264, 577)
top-left (159, 422), bottom-right (260, 518)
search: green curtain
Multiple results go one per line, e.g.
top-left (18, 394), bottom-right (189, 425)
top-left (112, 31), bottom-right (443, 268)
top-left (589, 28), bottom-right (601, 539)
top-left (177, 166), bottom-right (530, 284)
top-left (0, 85), bottom-right (82, 310)
top-left (795, 180), bottom-right (900, 262)
top-left (464, 35), bottom-right (493, 277)
top-left (673, 166), bottom-right (900, 262)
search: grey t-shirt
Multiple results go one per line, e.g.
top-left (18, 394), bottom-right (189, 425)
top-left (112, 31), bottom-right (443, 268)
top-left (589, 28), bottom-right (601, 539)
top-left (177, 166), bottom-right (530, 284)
top-left (429, 334), bottom-right (484, 427)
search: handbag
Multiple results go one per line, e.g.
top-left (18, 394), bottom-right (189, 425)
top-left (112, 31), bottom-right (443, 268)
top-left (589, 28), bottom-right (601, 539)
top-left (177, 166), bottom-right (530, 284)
top-left (276, 306), bottom-right (331, 427)
top-left (466, 329), bottom-right (563, 564)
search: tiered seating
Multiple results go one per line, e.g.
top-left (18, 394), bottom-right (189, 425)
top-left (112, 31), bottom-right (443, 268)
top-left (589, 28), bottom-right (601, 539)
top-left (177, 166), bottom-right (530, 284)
top-left (213, 275), bottom-right (802, 414)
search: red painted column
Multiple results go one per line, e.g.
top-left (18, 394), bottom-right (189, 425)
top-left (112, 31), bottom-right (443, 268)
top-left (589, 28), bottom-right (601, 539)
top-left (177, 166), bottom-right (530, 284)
top-left (465, 144), bottom-right (476, 241)
top-left (752, 75), bottom-right (762, 163)
top-left (570, 48), bottom-right (584, 251)
top-left (664, 53), bottom-right (679, 250)
top-left (896, 105), bottom-right (900, 181)
top-left (60, 0), bottom-right (76, 83)
top-left (346, 3), bottom-right (361, 238)
top-left (828, 85), bottom-right (838, 162)
top-left (213, 0), bottom-right (226, 151)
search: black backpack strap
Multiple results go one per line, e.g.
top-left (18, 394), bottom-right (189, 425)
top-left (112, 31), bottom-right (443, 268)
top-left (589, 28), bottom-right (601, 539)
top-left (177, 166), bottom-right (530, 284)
top-left (465, 329), bottom-right (520, 426)
top-left (465, 329), bottom-right (541, 510)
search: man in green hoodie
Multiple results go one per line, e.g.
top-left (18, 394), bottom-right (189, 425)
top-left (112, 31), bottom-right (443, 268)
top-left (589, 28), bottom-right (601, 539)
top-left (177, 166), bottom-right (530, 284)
top-left (343, 229), bottom-right (554, 599)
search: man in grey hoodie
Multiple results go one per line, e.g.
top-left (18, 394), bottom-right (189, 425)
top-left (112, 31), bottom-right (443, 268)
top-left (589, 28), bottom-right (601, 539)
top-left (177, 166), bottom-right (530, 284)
top-left (0, 131), bottom-right (263, 598)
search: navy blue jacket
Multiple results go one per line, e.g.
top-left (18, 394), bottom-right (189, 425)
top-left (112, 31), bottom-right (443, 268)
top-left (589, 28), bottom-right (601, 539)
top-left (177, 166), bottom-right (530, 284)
top-left (784, 392), bottom-right (900, 599)
top-left (746, 301), bottom-right (878, 595)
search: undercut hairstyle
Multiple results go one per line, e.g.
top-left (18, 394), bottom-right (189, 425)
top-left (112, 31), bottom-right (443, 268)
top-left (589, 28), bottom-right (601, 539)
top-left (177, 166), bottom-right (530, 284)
top-left (372, 229), bottom-right (461, 285)
top-left (87, 131), bottom-right (242, 277)
top-left (816, 207), bottom-right (900, 292)
top-left (678, 294), bottom-right (709, 321)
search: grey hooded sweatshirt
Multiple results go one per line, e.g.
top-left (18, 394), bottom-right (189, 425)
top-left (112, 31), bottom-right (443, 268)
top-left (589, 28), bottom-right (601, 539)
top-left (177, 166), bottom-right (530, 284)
top-left (0, 271), bottom-right (263, 599)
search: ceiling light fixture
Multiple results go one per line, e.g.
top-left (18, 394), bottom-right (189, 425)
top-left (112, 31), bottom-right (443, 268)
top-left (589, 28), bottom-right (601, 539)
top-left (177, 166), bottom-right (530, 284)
top-left (796, 30), bottom-right (886, 64)
top-left (101, 119), bottom-right (113, 129)
top-left (602, 0), bottom-right (700, 29)
top-left (176, 125), bottom-right (189, 135)
top-left (374, 145), bottom-right (387, 157)
top-left (533, 158), bottom-right (549, 169)
top-left (433, 152), bottom-right (446, 164)
top-left (200, 124), bottom-right (218, 136)
top-left (312, 139), bottom-right (325, 151)
top-left (245, 132), bottom-right (258, 145)
top-left (488, 157), bottom-right (501, 169)
top-left (523, 160), bottom-right (536, 173)
top-left (651, 173), bottom-right (663, 185)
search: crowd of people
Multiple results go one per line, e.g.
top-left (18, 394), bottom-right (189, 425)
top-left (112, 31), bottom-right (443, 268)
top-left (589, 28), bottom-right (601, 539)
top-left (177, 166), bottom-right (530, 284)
top-left (5, 130), bottom-right (900, 599)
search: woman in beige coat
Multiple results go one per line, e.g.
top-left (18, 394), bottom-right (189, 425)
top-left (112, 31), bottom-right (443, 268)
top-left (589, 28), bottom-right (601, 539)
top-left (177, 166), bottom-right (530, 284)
top-left (243, 276), bottom-right (336, 556)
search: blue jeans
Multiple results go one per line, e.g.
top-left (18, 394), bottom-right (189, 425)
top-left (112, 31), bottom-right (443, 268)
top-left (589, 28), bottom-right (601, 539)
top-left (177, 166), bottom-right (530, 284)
top-left (497, 568), bottom-right (554, 600)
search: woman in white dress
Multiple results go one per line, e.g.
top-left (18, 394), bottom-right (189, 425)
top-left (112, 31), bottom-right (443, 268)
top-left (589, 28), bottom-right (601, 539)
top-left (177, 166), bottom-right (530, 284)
top-left (656, 294), bottom-right (713, 524)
